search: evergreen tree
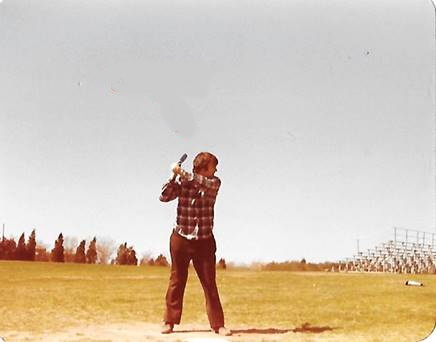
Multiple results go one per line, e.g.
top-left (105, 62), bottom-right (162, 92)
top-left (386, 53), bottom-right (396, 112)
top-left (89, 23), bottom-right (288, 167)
top-left (26, 229), bottom-right (36, 261)
top-left (115, 243), bottom-right (128, 265)
top-left (0, 238), bottom-right (17, 260)
top-left (86, 237), bottom-right (97, 264)
top-left (51, 233), bottom-right (65, 262)
top-left (74, 240), bottom-right (86, 263)
top-left (16, 233), bottom-right (27, 260)
top-left (114, 243), bottom-right (138, 265)
top-left (217, 258), bottom-right (227, 270)
top-left (154, 254), bottom-right (169, 267)
top-left (126, 246), bottom-right (138, 265)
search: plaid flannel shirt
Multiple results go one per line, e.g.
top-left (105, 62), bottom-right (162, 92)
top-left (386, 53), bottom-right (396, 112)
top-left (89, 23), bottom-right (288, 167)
top-left (160, 172), bottom-right (221, 240)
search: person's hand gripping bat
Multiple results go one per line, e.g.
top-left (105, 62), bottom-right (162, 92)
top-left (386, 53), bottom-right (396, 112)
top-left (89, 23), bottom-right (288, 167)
top-left (170, 153), bottom-right (187, 181)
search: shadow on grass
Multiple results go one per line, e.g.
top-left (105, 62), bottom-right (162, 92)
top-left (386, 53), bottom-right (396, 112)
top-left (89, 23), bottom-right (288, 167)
top-left (232, 322), bottom-right (338, 335)
top-left (174, 323), bottom-right (338, 335)
top-left (173, 329), bottom-right (212, 333)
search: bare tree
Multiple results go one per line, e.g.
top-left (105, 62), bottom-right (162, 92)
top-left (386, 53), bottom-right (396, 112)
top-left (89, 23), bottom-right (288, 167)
top-left (35, 240), bottom-right (49, 262)
top-left (63, 236), bottom-right (78, 263)
top-left (140, 251), bottom-right (154, 266)
top-left (96, 237), bottom-right (116, 264)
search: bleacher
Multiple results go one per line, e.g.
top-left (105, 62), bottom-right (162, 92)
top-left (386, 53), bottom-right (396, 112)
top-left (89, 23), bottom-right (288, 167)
top-left (336, 228), bottom-right (436, 274)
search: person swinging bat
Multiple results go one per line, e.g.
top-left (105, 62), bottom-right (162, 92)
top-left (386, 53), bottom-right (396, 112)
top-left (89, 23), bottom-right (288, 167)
top-left (159, 152), bottom-right (231, 336)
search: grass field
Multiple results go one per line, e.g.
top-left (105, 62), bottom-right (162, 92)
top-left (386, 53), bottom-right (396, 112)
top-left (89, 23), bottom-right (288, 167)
top-left (0, 261), bottom-right (435, 341)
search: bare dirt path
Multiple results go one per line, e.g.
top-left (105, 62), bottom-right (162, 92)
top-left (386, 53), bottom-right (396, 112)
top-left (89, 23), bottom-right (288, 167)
top-left (1, 322), bottom-right (343, 342)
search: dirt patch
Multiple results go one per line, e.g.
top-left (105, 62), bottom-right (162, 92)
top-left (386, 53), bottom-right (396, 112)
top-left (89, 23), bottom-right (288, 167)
top-left (1, 322), bottom-right (339, 342)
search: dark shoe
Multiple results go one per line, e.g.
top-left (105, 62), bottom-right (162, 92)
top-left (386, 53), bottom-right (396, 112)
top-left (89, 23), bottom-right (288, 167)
top-left (161, 322), bottom-right (174, 334)
top-left (214, 326), bottom-right (232, 336)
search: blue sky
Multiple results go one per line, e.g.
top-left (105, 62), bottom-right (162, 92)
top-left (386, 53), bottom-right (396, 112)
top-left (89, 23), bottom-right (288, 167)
top-left (0, 0), bottom-right (434, 263)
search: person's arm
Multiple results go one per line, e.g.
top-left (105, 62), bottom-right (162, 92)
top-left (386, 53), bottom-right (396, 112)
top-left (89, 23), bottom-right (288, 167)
top-left (190, 173), bottom-right (221, 191)
top-left (173, 165), bottom-right (221, 191)
top-left (159, 180), bottom-right (181, 202)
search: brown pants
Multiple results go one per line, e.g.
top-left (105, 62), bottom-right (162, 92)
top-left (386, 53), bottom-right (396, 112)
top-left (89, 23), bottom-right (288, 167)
top-left (163, 230), bottom-right (225, 329)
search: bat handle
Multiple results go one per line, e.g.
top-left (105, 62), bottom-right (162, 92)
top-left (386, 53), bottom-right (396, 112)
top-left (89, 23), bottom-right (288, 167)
top-left (169, 153), bottom-right (187, 182)
top-left (170, 161), bottom-right (182, 181)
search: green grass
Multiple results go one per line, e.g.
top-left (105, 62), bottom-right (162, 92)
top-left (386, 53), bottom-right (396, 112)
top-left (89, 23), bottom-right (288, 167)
top-left (1, 261), bottom-right (435, 341)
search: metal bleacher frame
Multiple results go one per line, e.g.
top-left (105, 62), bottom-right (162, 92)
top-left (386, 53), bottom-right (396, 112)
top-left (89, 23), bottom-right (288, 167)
top-left (337, 227), bottom-right (436, 274)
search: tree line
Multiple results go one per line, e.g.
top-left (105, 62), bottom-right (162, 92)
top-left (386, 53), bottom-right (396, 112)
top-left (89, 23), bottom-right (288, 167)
top-left (1, 231), bottom-right (338, 271)
top-left (0, 230), bottom-right (174, 266)
top-left (259, 259), bottom-right (339, 272)
top-left (0, 230), bottom-right (37, 261)
top-left (4, 231), bottom-right (345, 271)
